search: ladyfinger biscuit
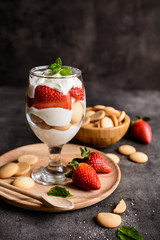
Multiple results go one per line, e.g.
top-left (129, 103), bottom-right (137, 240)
top-left (14, 162), bottom-right (30, 176)
top-left (0, 163), bottom-right (19, 178)
top-left (13, 177), bottom-right (35, 190)
top-left (110, 115), bottom-right (118, 127)
top-left (113, 199), bottom-right (126, 214)
top-left (82, 116), bottom-right (90, 127)
top-left (93, 105), bottom-right (106, 111)
top-left (100, 117), bottom-right (114, 128)
top-left (106, 153), bottom-right (120, 164)
top-left (37, 122), bottom-right (52, 130)
top-left (104, 107), bottom-right (120, 118)
top-left (129, 152), bottom-right (148, 163)
top-left (71, 101), bottom-right (83, 124)
top-left (90, 110), bottom-right (105, 122)
top-left (18, 155), bottom-right (38, 165)
top-left (85, 110), bottom-right (95, 118)
top-left (86, 107), bottom-right (93, 111)
top-left (118, 111), bottom-right (126, 123)
top-left (31, 114), bottom-right (43, 124)
top-left (118, 145), bottom-right (136, 156)
top-left (54, 124), bottom-right (71, 131)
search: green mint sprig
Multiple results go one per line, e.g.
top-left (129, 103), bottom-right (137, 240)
top-left (47, 186), bottom-right (73, 198)
top-left (48, 57), bottom-right (72, 76)
top-left (60, 66), bottom-right (72, 76)
top-left (117, 226), bottom-right (144, 240)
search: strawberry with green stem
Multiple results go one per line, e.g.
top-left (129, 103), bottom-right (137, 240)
top-left (66, 162), bottom-right (101, 190)
top-left (131, 116), bottom-right (152, 143)
top-left (69, 147), bottom-right (112, 174)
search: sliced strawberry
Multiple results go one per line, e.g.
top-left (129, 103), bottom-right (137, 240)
top-left (27, 86), bottom-right (71, 110)
top-left (26, 96), bottom-right (37, 107)
top-left (70, 87), bottom-right (84, 100)
top-left (34, 86), bottom-right (67, 102)
top-left (34, 97), bottom-right (71, 110)
top-left (72, 163), bottom-right (101, 190)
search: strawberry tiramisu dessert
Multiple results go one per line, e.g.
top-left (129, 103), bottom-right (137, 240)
top-left (26, 58), bottom-right (86, 185)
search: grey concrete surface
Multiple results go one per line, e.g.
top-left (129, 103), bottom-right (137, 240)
top-left (0, 87), bottom-right (160, 240)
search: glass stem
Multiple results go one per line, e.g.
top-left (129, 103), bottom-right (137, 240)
top-left (47, 145), bottom-right (66, 174)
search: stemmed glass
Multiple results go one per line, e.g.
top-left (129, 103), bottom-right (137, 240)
top-left (25, 65), bottom-right (86, 185)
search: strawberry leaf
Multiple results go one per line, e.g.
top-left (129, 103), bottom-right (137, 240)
top-left (47, 186), bottom-right (73, 198)
top-left (65, 170), bottom-right (73, 178)
top-left (69, 158), bottom-right (84, 165)
top-left (135, 116), bottom-right (141, 119)
top-left (65, 163), bottom-right (79, 178)
top-left (142, 117), bottom-right (150, 122)
top-left (80, 147), bottom-right (90, 158)
top-left (135, 116), bottom-right (150, 122)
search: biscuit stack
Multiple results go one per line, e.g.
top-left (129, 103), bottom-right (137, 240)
top-left (82, 105), bottom-right (126, 128)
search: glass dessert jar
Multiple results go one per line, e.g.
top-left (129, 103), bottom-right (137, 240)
top-left (26, 65), bottom-right (86, 185)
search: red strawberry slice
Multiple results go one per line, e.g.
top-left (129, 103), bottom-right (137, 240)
top-left (27, 86), bottom-right (71, 110)
top-left (34, 86), bottom-right (66, 102)
top-left (70, 87), bottom-right (84, 100)
top-left (72, 163), bottom-right (101, 190)
top-left (86, 152), bottom-right (112, 173)
top-left (26, 96), bottom-right (37, 107)
top-left (131, 119), bottom-right (152, 143)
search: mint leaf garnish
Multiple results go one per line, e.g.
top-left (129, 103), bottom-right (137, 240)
top-left (56, 57), bottom-right (62, 68)
top-left (47, 186), bottom-right (73, 198)
top-left (60, 66), bottom-right (72, 76)
top-left (117, 226), bottom-right (144, 240)
top-left (48, 58), bottom-right (72, 76)
top-left (48, 61), bottom-right (61, 74)
top-left (117, 232), bottom-right (132, 240)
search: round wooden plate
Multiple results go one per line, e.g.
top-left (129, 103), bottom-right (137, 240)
top-left (0, 143), bottom-right (121, 212)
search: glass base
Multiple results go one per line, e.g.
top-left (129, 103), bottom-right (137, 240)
top-left (31, 166), bottom-right (72, 185)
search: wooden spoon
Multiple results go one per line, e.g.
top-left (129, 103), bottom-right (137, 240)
top-left (0, 181), bottom-right (74, 209)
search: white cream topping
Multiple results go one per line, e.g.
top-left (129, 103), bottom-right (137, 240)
top-left (27, 107), bottom-right (72, 127)
top-left (27, 70), bottom-right (82, 98)
top-left (27, 116), bottom-right (81, 147)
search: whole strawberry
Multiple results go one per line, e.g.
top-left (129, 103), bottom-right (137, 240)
top-left (131, 117), bottom-right (152, 143)
top-left (70, 147), bottom-right (112, 174)
top-left (86, 152), bottom-right (112, 173)
top-left (72, 163), bottom-right (101, 190)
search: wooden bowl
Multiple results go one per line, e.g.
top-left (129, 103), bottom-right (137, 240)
top-left (75, 114), bottom-right (130, 148)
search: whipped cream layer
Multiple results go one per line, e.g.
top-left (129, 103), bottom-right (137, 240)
top-left (27, 107), bottom-right (72, 127)
top-left (27, 117), bottom-right (80, 147)
top-left (28, 70), bottom-right (82, 98)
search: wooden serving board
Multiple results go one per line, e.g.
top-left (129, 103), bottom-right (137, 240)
top-left (0, 143), bottom-right (121, 212)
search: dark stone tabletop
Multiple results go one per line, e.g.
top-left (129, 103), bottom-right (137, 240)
top-left (0, 86), bottom-right (159, 240)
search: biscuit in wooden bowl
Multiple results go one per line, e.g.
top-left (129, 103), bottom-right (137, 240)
top-left (75, 105), bottom-right (130, 148)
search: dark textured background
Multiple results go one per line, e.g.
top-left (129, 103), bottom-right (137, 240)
top-left (1, 0), bottom-right (160, 89)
